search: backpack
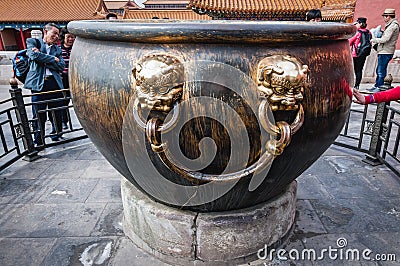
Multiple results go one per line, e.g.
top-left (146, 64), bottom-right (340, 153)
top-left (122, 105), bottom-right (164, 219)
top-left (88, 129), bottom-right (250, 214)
top-left (12, 39), bottom-right (41, 83)
top-left (355, 30), bottom-right (372, 57)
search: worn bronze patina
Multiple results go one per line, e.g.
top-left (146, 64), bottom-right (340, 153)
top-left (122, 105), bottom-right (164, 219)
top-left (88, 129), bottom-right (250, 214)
top-left (134, 53), bottom-right (307, 178)
top-left (68, 20), bottom-right (355, 212)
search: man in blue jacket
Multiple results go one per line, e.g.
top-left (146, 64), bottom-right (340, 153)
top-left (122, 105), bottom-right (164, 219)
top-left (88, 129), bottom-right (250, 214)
top-left (24, 23), bottom-right (65, 146)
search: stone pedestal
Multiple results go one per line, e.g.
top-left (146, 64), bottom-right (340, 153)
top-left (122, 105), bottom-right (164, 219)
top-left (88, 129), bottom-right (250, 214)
top-left (121, 178), bottom-right (297, 265)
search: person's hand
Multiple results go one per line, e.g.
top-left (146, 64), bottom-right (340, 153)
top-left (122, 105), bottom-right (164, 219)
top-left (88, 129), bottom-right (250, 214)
top-left (54, 57), bottom-right (59, 62)
top-left (353, 88), bottom-right (367, 104)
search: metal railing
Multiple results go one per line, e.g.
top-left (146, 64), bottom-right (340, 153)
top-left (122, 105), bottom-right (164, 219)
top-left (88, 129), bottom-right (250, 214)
top-left (334, 82), bottom-right (400, 176)
top-left (0, 78), bottom-right (87, 171)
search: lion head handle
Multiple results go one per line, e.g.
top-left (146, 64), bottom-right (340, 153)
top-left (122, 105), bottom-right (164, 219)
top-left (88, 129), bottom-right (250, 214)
top-left (257, 55), bottom-right (309, 111)
top-left (132, 54), bottom-right (184, 112)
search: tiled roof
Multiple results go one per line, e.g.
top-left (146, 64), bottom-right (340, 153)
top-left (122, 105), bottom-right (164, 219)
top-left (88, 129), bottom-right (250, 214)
top-left (105, 1), bottom-right (127, 9)
top-left (188, 0), bottom-right (323, 12)
top-left (105, 0), bottom-right (141, 9)
top-left (323, 0), bottom-right (356, 7)
top-left (143, 0), bottom-right (189, 5)
top-left (0, 0), bottom-right (108, 22)
top-left (321, 9), bottom-right (354, 21)
top-left (320, 0), bottom-right (356, 21)
top-left (123, 9), bottom-right (211, 19)
top-left (188, 0), bottom-right (356, 21)
top-left (124, 0), bottom-right (142, 8)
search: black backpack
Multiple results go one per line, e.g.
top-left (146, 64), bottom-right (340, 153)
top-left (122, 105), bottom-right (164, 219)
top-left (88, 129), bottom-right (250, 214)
top-left (12, 39), bottom-right (41, 83)
top-left (355, 30), bottom-right (372, 57)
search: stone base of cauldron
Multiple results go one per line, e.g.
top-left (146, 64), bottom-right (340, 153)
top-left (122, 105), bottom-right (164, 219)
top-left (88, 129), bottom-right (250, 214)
top-left (121, 178), bottom-right (297, 265)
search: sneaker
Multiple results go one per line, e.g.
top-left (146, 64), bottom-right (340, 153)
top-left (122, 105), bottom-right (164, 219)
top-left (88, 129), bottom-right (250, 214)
top-left (62, 122), bottom-right (68, 129)
top-left (49, 131), bottom-right (60, 141)
top-left (34, 144), bottom-right (44, 151)
top-left (34, 139), bottom-right (44, 150)
top-left (366, 86), bottom-right (380, 93)
top-left (34, 139), bottom-right (43, 146)
top-left (50, 130), bottom-right (63, 138)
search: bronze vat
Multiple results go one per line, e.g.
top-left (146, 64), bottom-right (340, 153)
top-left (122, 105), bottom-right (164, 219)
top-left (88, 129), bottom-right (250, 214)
top-left (68, 20), bottom-right (355, 212)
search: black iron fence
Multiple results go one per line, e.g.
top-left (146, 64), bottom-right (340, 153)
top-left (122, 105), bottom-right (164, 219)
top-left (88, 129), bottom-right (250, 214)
top-left (0, 78), bottom-right (87, 171)
top-left (334, 82), bottom-right (400, 176)
top-left (0, 79), bottom-right (399, 177)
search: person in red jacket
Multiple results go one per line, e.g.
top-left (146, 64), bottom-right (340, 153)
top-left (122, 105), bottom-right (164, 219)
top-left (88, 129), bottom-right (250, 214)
top-left (349, 17), bottom-right (372, 89)
top-left (353, 86), bottom-right (400, 104)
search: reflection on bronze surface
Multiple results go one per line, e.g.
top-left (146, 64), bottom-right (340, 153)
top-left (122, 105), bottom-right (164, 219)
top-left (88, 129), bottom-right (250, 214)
top-left (257, 55), bottom-right (308, 112)
top-left (132, 54), bottom-right (184, 112)
top-left (132, 53), bottom-right (308, 181)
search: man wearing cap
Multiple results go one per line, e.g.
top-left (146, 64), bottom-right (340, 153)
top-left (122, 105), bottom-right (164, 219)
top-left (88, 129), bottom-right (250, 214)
top-left (368, 8), bottom-right (399, 92)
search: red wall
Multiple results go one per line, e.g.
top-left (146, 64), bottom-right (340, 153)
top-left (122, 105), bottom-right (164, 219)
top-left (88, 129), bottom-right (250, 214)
top-left (353, 0), bottom-right (400, 49)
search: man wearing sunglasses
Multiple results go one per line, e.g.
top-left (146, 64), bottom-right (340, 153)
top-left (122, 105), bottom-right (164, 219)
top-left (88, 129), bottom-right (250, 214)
top-left (368, 8), bottom-right (399, 92)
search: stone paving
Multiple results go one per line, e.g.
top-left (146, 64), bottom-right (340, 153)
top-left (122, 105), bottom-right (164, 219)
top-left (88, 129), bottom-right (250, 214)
top-left (0, 82), bottom-right (399, 265)
top-left (1, 138), bottom-right (399, 266)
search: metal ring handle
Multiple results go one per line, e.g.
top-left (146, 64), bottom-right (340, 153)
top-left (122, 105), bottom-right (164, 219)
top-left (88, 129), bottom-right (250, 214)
top-left (145, 117), bottom-right (277, 182)
top-left (259, 99), bottom-right (304, 136)
top-left (139, 99), bottom-right (303, 183)
top-left (290, 104), bottom-right (304, 135)
top-left (259, 99), bottom-right (280, 135)
top-left (133, 98), bottom-right (180, 133)
top-left (158, 140), bottom-right (276, 182)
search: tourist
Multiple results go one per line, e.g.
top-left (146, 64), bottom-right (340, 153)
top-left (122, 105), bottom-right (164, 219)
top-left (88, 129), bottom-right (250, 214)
top-left (368, 8), bottom-right (399, 92)
top-left (24, 23), bottom-right (65, 146)
top-left (349, 17), bottom-right (372, 89)
top-left (306, 9), bottom-right (322, 22)
top-left (59, 26), bottom-right (75, 129)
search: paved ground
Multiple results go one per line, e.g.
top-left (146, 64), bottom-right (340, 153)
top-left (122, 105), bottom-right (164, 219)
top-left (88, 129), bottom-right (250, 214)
top-left (0, 82), bottom-right (399, 265)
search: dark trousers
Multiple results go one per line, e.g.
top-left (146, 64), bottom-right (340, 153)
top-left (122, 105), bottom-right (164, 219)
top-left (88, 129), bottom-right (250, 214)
top-left (375, 54), bottom-right (393, 87)
top-left (32, 77), bottom-right (64, 144)
top-left (353, 55), bottom-right (367, 88)
top-left (61, 89), bottom-right (70, 125)
top-left (61, 74), bottom-right (71, 125)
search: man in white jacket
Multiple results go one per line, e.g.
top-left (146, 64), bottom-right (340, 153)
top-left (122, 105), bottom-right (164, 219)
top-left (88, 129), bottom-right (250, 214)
top-left (368, 8), bottom-right (399, 92)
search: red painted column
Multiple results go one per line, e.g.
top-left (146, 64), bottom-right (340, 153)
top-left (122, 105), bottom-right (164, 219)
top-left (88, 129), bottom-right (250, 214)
top-left (0, 32), bottom-right (5, 51)
top-left (19, 28), bottom-right (26, 49)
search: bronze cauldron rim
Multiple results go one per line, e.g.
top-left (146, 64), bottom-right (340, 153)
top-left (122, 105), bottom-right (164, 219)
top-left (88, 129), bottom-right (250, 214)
top-left (68, 20), bottom-right (355, 44)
